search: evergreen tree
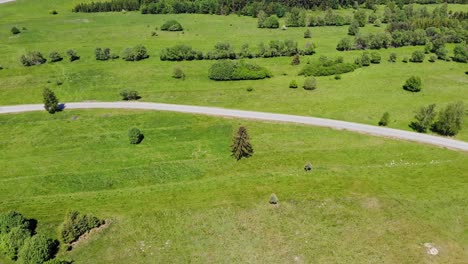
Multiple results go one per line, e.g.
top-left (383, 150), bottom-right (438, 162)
top-left (231, 126), bottom-right (253, 161)
top-left (42, 88), bottom-right (59, 114)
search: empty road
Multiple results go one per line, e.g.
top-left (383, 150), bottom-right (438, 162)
top-left (1, 101), bottom-right (468, 152)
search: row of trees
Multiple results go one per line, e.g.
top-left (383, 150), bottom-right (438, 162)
top-left (20, 50), bottom-right (79, 66)
top-left (160, 40), bottom-right (315, 61)
top-left (95, 45), bottom-right (149, 61)
top-left (410, 102), bottom-right (465, 136)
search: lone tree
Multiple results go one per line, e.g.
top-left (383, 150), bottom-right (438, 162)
top-left (403, 76), bottom-right (422, 92)
top-left (42, 88), bottom-right (59, 114)
top-left (231, 126), bottom-right (253, 161)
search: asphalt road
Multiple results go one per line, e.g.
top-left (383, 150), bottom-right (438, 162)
top-left (1, 101), bottom-right (468, 152)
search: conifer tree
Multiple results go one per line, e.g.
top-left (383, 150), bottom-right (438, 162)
top-left (42, 88), bottom-right (59, 114)
top-left (231, 126), bottom-right (253, 161)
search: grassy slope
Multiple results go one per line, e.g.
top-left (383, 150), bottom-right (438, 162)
top-left (0, 110), bottom-right (467, 263)
top-left (0, 1), bottom-right (467, 140)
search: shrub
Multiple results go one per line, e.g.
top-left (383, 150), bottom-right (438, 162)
top-left (42, 88), bottom-right (60, 114)
top-left (128, 128), bottom-right (144, 144)
top-left (348, 21), bottom-right (359, 36)
top-left (334, 74), bottom-right (341, 80)
top-left (410, 104), bottom-right (437, 133)
top-left (291, 54), bottom-right (300, 65)
top-left (60, 211), bottom-right (103, 244)
top-left (120, 89), bottom-right (140, 100)
top-left (429, 55), bottom-right (437, 62)
top-left (172, 67), bottom-right (185, 79)
top-left (378, 112), bottom-right (390, 126)
top-left (374, 19), bottom-right (381, 27)
top-left (370, 52), bottom-right (381, 64)
top-left (246, 87), bottom-right (253, 92)
top-left (17, 234), bottom-right (57, 264)
top-left (336, 37), bottom-right (353, 51)
top-left (388, 53), bottom-right (397, 62)
top-left (435, 47), bottom-right (449, 61)
top-left (360, 52), bottom-right (371, 66)
top-left (160, 45), bottom-right (202, 61)
top-left (263, 15), bottom-right (279, 28)
top-left (403, 76), bottom-right (422, 92)
top-left (452, 43), bottom-right (467, 63)
top-left (208, 60), bottom-right (271, 81)
top-left (289, 80), bottom-right (298, 88)
top-left (50, 10), bottom-right (58, 15)
top-left (0, 211), bottom-right (33, 235)
top-left (402, 56), bottom-right (409, 63)
top-left (424, 42), bottom-right (433, 54)
top-left (95, 47), bottom-right (111, 61)
top-left (49, 51), bottom-right (63, 62)
top-left (432, 102), bottom-right (464, 136)
top-left (300, 58), bottom-right (356, 77)
top-left (1, 226), bottom-right (32, 260)
top-left (304, 29), bottom-right (311, 39)
top-left (11, 26), bottom-right (20, 35)
top-left (20, 51), bottom-right (47, 66)
top-left (122, 45), bottom-right (149, 61)
top-left (269, 194), bottom-right (278, 204)
top-left (303, 77), bottom-right (317, 90)
top-left (161, 20), bottom-right (183, 31)
top-left (410, 50), bottom-right (425, 63)
top-left (66, 49), bottom-right (80, 62)
top-left (354, 9), bottom-right (367, 27)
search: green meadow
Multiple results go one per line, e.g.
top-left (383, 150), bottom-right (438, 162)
top-left (0, 1), bottom-right (467, 139)
top-left (0, 0), bottom-right (467, 263)
top-left (0, 110), bottom-right (467, 263)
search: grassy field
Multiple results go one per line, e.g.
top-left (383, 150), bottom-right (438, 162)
top-left (0, 109), bottom-right (467, 263)
top-left (0, 1), bottom-right (467, 140)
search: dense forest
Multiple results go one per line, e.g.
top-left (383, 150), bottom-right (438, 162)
top-left (73, 0), bottom-right (468, 14)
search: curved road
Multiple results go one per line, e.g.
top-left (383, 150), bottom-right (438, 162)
top-left (1, 101), bottom-right (468, 152)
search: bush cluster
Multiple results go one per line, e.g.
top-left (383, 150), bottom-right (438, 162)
top-left (49, 51), bottom-right (63, 63)
top-left (208, 60), bottom-right (271, 81)
top-left (0, 211), bottom-right (34, 260)
top-left (128, 128), bottom-right (144, 144)
top-left (257, 12), bottom-right (279, 28)
top-left (60, 211), bottom-right (103, 244)
top-left (120, 89), bottom-right (140, 100)
top-left (122, 45), bottom-right (149, 61)
top-left (160, 45), bottom-right (203, 61)
top-left (410, 102), bottom-right (464, 136)
top-left (299, 56), bottom-right (356, 77)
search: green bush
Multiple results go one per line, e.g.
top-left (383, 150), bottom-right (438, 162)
top-left (49, 51), bottom-right (63, 63)
top-left (360, 52), bottom-right (371, 66)
top-left (161, 20), bottom-right (183, 31)
top-left (20, 51), bottom-right (47, 66)
top-left (388, 53), bottom-right (397, 62)
top-left (435, 47), bottom-right (449, 61)
top-left (348, 21), bottom-right (359, 36)
top-left (122, 45), bottom-right (149, 61)
top-left (0, 211), bottom-right (32, 234)
top-left (304, 29), bottom-right (311, 38)
top-left (410, 50), bottom-right (425, 63)
top-left (17, 234), bottom-right (57, 264)
top-left (119, 89), bottom-right (140, 100)
top-left (128, 128), bottom-right (144, 144)
top-left (402, 56), bottom-right (409, 63)
top-left (432, 102), bottom-right (464, 136)
top-left (336, 37), bottom-right (353, 51)
top-left (1, 226), bottom-right (32, 260)
top-left (160, 45), bottom-right (203, 61)
top-left (263, 15), bottom-right (279, 28)
top-left (289, 80), bottom-right (298, 88)
top-left (50, 10), bottom-right (58, 15)
top-left (299, 57), bottom-right (356, 77)
top-left (60, 211), bottom-right (103, 244)
top-left (303, 77), bottom-right (317, 90)
top-left (370, 52), bottom-right (381, 64)
top-left (453, 43), bottom-right (467, 63)
top-left (410, 104), bottom-right (437, 133)
top-left (374, 19), bottom-right (381, 27)
top-left (429, 55), bottom-right (437, 62)
top-left (403, 76), bottom-right (422, 92)
top-left (66, 49), bottom-right (80, 62)
top-left (334, 74), bottom-right (341, 80)
top-left (269, 194), bottom-right (278, 204)
top-left (172, 67), bottom-right (185, 79)
top-left (378, 112), bottom-right (390, 126)
top-left (11, 26), bottom-right (20, 35)
top-left (208, 60), bottom-right (271, 81)
top-left (95, 48), bottom-right (111, 61)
